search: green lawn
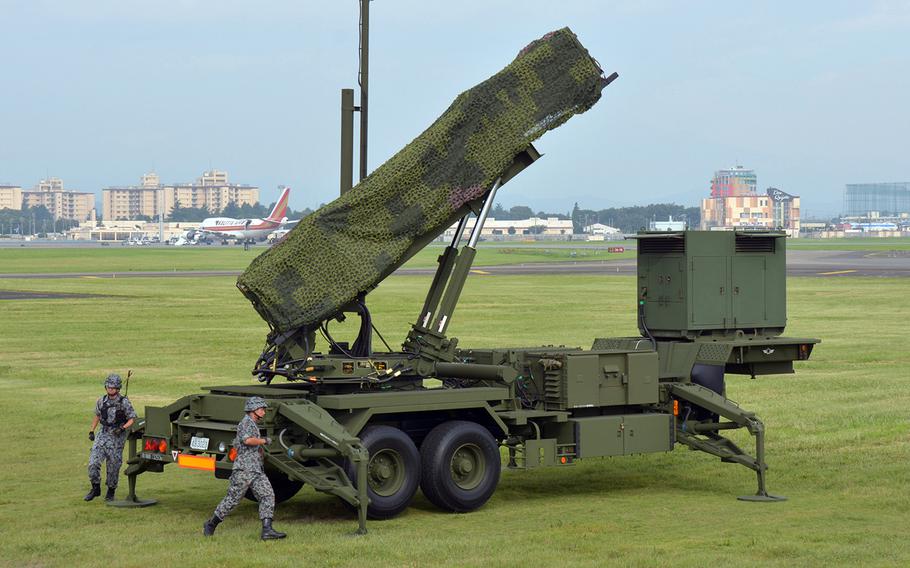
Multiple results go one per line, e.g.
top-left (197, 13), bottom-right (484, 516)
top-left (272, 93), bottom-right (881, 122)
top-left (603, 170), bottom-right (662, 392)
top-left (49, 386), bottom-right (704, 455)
top-left (0, 243), bottom-right (633, 274)
top-left (0, 269), bottom-right (906, 567)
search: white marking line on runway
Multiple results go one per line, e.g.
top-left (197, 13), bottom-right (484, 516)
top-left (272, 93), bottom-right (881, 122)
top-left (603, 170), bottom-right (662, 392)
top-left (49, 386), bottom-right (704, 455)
top-left (817, 269), bottom-right (857, 275)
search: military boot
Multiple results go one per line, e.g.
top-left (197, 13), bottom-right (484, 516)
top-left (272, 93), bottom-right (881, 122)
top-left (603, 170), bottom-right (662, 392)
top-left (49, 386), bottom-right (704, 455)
top-left (203, 514), bottom-right (222, 537)
top-left (84, 483), bottom-right (101, 501)
top-left (105, 487), bottom-right (116, 501)
top-left (260, 518), bottom-right (286, 540)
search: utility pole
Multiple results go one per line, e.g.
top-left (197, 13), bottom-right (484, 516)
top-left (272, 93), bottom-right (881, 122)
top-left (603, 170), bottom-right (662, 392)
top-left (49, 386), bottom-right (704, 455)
top-left (358, 0), bottom-right (369, 182)
top-left (340, 0), bottom-right (371, 195)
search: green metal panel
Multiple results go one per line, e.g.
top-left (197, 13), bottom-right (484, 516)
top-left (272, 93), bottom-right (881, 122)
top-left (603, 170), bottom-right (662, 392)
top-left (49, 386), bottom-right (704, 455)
top-left (524, 438), bottom-right (558, 468)
top-left (316, 386), bottom-right (509, 410)
top-left (635, 230), bottom-right (788, 338)
top-left (733, 255), bottom-right (766, 326)
top-left (690, 256), bottom-right (728, 327)
top-left (569, 416), bottom-right (624, 458)
top-left (597, 356), bottom-right (626, 406)
top-left (626, 352), bottom-right (659, 404)
top-left (622, 414), bottom-right (673, 455)
top-left (565, 354), bottom-right (600, 409)
top-left (144, 406), bottom-right (174, 439)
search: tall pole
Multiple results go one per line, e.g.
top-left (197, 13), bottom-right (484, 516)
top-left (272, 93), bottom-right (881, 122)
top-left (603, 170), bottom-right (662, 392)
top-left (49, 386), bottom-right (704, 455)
top-left (340, 89), bottom-right (355, 195)
top-left (358, 0), bottom-right (369, 181)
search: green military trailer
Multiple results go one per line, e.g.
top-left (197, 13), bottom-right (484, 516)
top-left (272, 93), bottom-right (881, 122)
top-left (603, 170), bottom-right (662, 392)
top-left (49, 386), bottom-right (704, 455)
top-left (116, 29), bottom-right (817, 534)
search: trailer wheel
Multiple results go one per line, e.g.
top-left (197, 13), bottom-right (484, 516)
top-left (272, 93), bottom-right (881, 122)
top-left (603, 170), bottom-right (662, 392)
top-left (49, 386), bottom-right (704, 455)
top-left (344, 425), bottom-right (421, 519)
top-left (420, 421), bottom-right (501, 513)
top-left (244, 470), bottom-right (303, 504)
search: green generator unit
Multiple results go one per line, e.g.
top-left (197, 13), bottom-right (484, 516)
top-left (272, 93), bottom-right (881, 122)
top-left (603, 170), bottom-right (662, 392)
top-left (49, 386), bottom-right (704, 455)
top-left (634, 230), bottom-right (787, 339)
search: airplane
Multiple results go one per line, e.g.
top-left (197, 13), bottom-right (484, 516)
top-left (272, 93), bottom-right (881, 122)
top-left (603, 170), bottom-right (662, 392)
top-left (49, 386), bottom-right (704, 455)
top-left (197, 186), bottom-right (291, 243)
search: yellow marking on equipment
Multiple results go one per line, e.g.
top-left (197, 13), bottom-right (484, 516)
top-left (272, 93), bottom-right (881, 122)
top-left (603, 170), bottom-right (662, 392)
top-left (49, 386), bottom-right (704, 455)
top-left (81, 276), bottom-right (100, 279)
top-left (817, 269), bottom-right (857, 275)
top-left (470, 270), bottom-right (491, 275)
top-left (176, 453), bottom-right (216, 471)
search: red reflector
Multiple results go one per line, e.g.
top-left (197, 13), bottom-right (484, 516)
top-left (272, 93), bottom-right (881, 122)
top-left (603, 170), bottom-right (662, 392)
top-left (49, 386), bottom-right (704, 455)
top-left (158, 439), bottom-right (167, 453)
top-left (143, 439), bottom-right (152, 451)
top-left (673, 399), bottom-right (679, 417)
top-left (560, 456), bottom-right (567, 464)
top-left (228, 447), bottom-right (237, 461)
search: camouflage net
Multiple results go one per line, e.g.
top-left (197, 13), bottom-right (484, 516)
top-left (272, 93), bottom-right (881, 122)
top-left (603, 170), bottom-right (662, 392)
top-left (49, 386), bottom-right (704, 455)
top-left (238, 27), bottom-right (606, 332)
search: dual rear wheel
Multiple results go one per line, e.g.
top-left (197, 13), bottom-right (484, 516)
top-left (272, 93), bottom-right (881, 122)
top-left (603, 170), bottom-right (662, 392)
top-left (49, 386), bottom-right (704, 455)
top-left (347, 421), bottom-right (501, 519)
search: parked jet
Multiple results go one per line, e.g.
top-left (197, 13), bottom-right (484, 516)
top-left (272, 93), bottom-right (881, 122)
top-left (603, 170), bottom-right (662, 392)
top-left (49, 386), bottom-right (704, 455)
top-left (198, 187), bottom-right (291, 242)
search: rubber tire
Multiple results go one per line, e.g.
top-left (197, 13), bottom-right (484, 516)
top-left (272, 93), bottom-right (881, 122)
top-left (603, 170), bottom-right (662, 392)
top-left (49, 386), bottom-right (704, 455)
top-left (420, 421), bottom-right (501, 513)
top-left (244, 470), bottom-right (304, 505)
top-left (344, 425), bottom-right (421, 520)
top-left (690, 364), bottom-right (725, 422)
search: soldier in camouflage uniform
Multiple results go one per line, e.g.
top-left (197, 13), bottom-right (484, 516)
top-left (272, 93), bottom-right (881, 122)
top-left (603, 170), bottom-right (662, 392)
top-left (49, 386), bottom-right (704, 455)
top-left (84, 373), bottom-right (137, 501)
top-left (203, 397), bottom-right (287, 540)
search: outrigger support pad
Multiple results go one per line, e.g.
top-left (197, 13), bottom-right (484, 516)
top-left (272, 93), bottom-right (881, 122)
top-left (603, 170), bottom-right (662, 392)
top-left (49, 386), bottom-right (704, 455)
top-left (107, 473), bottom-right (157, 508)
top-left (108, 431), bottom-right (157, 508)
top-left (669, 383), bottom-right (787, 502)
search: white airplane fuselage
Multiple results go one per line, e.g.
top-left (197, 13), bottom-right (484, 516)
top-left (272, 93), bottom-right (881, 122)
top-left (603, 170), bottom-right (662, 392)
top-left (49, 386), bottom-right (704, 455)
top-left (198, 217), bottom-right (281, 241)
top-left (197, 186), bottom-right (291, 242)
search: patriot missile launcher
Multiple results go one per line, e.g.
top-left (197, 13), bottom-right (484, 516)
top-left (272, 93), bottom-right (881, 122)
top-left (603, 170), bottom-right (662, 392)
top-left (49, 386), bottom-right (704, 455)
top-left (118, 28), bottom-right (817, 534)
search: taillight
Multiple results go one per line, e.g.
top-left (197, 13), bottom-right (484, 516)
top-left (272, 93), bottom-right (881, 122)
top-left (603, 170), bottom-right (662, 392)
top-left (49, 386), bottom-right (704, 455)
top-left (228, 447), bottom-right (237, 461)
top-left (143, 439), bottom-right (154, 451)
top-left (158, 439), bottom-right (168, 453)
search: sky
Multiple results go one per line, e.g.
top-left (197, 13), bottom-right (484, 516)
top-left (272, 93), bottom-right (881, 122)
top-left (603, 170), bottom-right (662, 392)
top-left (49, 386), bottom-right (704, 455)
top-left (1, 1), bottom-right (908, 219)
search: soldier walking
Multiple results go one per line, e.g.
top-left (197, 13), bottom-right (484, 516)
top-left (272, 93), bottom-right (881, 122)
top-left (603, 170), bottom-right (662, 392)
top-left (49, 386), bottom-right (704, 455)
top-left (85, 374), bottom-right (137, 501)
top-left (203, 396), bottom-right (286, 540)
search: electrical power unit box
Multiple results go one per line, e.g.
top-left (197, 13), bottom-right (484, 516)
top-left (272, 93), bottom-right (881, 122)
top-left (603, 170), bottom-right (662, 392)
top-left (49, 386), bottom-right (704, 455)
top-left (633, 230), bottom-right (787, 339)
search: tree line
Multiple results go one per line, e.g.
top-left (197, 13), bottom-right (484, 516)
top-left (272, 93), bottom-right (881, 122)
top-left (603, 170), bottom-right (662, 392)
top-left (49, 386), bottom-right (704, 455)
top-left (571, 203), bottom-right (700, 233)
top-left (0, 206), bottom-right (80, 236)
top-left (487, 202), bottom-right (701, 233)
top-left (159, 200), bottom-right (314, 222)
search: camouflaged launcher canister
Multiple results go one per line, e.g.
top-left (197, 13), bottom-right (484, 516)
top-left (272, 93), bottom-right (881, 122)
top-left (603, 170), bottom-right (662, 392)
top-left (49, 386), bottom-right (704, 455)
top-left (237, 27), bottom-right (607, 332)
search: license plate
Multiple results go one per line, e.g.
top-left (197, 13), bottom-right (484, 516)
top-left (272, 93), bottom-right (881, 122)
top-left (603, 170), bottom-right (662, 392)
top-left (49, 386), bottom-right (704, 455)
top-left (190, 436), bottom-right (210, 451)
top-left (141, 452), bottom-right (163, 461)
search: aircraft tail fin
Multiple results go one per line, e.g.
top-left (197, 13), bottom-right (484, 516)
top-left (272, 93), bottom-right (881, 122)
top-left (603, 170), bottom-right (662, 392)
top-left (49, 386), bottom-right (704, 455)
top-left (266, 187), bottom-right (291, 222)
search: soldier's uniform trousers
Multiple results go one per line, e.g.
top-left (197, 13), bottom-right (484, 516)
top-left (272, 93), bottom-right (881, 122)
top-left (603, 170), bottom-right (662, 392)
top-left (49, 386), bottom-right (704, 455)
top-left (214, 469), bottom-right (275, 520)
top-left (88, 428), bottom-right (128, 489)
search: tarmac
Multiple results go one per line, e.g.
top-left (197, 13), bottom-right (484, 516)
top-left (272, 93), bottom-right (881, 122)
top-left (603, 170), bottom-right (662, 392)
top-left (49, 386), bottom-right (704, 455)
top-left (1, 250), bottom-right (908, 283)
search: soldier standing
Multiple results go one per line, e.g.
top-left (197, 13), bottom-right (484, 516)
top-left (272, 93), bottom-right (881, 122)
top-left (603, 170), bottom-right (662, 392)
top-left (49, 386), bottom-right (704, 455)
top-left (203, 396), bottom-right (287, 540)
top-left (84, 373), bottom-right (137, 502)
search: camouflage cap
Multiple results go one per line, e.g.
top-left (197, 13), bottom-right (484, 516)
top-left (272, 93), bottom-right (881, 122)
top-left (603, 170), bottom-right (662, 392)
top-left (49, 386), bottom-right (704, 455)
top-left (244, 396), bottom-right (268, 412)
top-left (104, 374), bottom-right (122, 389)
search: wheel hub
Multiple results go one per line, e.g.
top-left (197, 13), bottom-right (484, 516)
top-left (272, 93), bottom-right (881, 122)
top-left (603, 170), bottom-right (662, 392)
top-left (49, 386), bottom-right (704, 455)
top-left (367, 449), bottom-right (405, 496)
top-left (450, 443), bottom-right (484, 490)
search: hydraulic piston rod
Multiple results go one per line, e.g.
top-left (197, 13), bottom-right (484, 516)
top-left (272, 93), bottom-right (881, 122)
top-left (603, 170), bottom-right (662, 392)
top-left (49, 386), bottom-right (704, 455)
top-left (432, 178), bottom-right (502, 335)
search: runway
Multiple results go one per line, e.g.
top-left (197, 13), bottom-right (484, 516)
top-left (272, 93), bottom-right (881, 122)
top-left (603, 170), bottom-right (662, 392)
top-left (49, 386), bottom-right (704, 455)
top-left (1, 249), bottom-right (908, 281)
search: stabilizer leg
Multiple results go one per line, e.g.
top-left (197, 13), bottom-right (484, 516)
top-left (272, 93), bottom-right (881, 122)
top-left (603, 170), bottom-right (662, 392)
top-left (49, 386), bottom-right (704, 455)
top-left (670, 383), bottom-right (786, 502)
top-left (107, 435), bottom-right (157, 508)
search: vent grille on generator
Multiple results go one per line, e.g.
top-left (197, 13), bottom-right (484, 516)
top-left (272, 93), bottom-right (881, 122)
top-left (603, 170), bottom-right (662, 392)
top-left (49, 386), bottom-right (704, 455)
top-left (735, 237), bottom-right (776, 253)
top-left (640, 238), bottom-right (685, 254)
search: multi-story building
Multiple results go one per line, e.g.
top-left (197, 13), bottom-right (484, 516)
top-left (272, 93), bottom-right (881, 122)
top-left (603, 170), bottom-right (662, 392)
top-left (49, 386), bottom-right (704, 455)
top-left (103, 170), bottom-right (260, 220)
top-left (22, 178), bottom-right (96, 221)
top-left (844, 182), bottom-right (910, 217)
top-left (701, 167), bottom-right (800, 236)
top-left (710, 166), bottom-right (757, 197)
top-left (0, 185), bottom-right (23, 210)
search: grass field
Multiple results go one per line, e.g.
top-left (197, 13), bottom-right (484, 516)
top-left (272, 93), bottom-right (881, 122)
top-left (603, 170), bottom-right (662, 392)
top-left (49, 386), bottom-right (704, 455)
top-left (0, 243), bottom-right (632, 274)
top-left (0, 257), bottom-right (908, 566)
